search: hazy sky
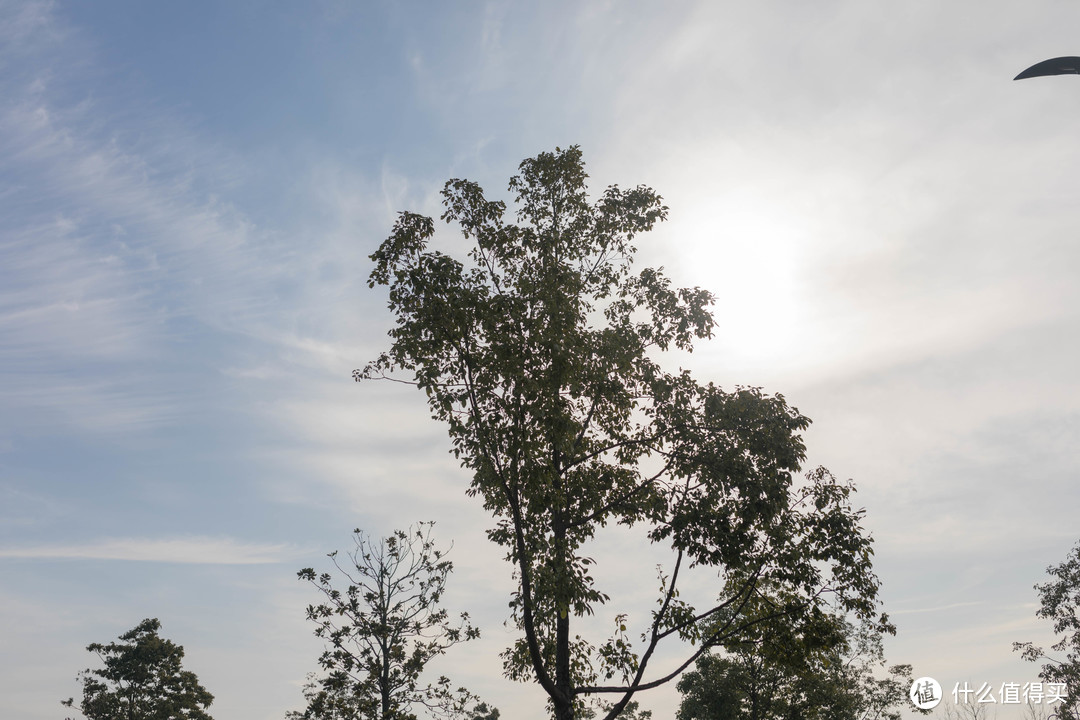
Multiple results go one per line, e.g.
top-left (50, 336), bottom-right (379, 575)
top-left (4, 1), bottom-right (1080, 718)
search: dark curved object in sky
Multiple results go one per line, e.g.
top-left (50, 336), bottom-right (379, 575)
top-left (1015, 56), bottom-right (1080, 80)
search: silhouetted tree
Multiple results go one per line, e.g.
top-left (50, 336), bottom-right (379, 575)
top-left (62, 618), bottom-right (213, 720)
top-left (677, 588), bottom-right (913, 720)
top-left (360, 146), bottom-right (888, 720)
top-left (292, 522), bottom-right (479, 720)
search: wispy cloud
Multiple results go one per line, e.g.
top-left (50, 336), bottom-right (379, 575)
top-left (892, 600), bottom-right (986, 616)
top-left (0, 3), bottom-right (293, 437)
top-left (0, 536), bottom-right (300, 564)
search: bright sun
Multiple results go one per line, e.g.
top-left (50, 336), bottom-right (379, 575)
top-left (661, 190), bottom-right (821, 378)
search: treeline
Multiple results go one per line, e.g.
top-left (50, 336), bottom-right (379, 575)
top-left (58, 530), bottom-right (1080, 720)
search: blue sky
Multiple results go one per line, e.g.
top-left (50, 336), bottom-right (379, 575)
top-left (4, 1), bottom-right (1080, 718)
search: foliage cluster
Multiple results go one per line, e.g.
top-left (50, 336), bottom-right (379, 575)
top-left (677, 591), bottom-right (913, 720)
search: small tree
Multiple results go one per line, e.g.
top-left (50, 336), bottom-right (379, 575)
top-left (939, 697), bottom-right (997, 720)
top-left (361, 146), bottom-right (888, 720)
top-left (1014, 541), bottom-right (1080, 720)
top-left (62, 618), bottom-right (214, 720)
top-left (1021, 700), bottom-right (1052, 720)
top-left (292, 522), bottom-right (479, 720)
top-left (676, 590), bottom-right (913, 720)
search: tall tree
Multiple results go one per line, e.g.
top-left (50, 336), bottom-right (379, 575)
top-left (292, 522), bottom-right (479, 720)
top-left (360, 146), bottom-right (886, 720)
top-left (1014, 541), bottom-right (1080, 720)
top-left (62, 618), bottom-right (214, 720)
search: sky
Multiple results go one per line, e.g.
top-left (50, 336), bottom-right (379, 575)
top-left (3, 1), bottom-right (1080, 718)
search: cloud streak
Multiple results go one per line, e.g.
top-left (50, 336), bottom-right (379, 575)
top-left (891, 600), bottom-right (986, 616)
top-left (0, 536), bottom-right (300, 564)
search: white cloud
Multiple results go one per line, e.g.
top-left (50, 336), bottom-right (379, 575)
top-left (0, 537), bottom-right (301, 564)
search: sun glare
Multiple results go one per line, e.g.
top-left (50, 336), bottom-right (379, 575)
top-left (662, 191), bottom-right (820, 377)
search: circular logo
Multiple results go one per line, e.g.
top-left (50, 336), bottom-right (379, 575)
top-left (910, 677), bottom-right (942, 710)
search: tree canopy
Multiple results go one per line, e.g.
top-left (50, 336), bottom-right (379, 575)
top-left (360, 146), bottom-right (887, 720)
top-left (292, 522), bottom-right (479, 720)
top-left (62, 618), bottom-right (214, 720)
